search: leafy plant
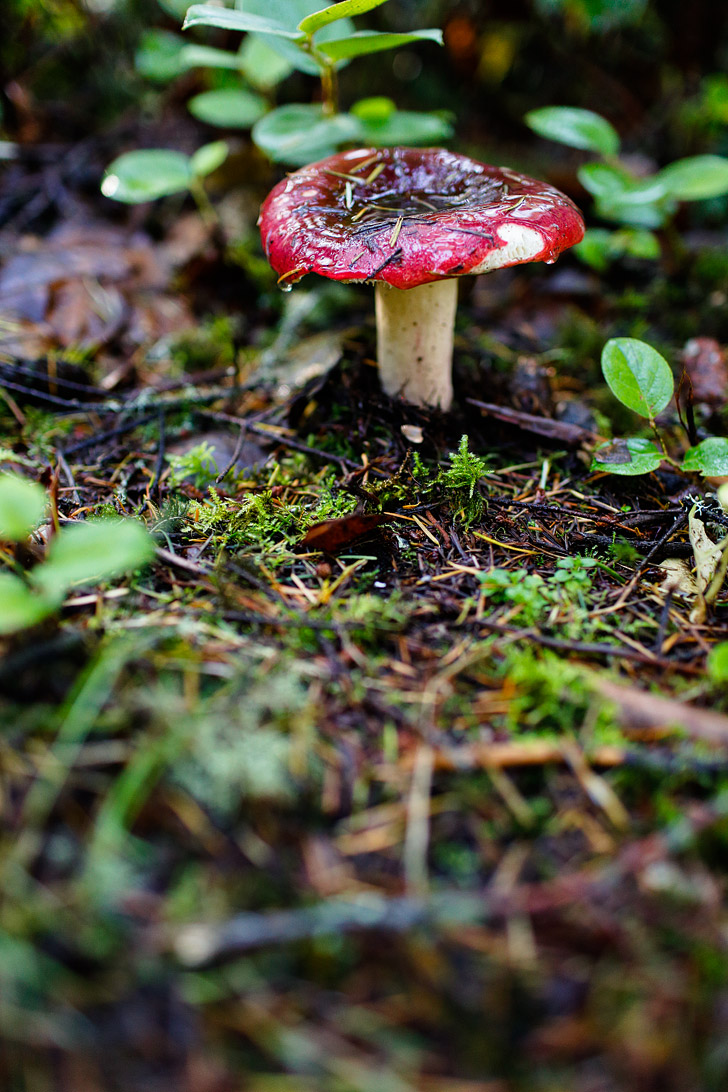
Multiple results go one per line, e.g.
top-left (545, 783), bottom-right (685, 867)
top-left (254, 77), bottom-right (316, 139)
top-left (444, 435), bottom-right (491, 526)
top-left (0, 474), bottom-right (155, 636)
top-left (478, 556), bottom-right (597, 625)
top-left (184, 0), bottom-right (450, 165)
top-left (524, 105), bottom-right (728, 269)
top-left (103, 0), bottom-right (450, 206)
top-left (167, 441), bottom-right (221, 491)
top-left (101, 141), bottom-right (229, 219)
top-left (591, 337), bottom-right (728, 477)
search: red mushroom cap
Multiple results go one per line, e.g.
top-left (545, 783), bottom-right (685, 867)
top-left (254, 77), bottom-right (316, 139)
top-left (259, 146), bottom-right (584, 292)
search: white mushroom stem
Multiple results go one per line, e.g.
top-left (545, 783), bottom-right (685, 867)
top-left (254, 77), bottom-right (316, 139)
top-left (374, 279), bottom-right (458, 410)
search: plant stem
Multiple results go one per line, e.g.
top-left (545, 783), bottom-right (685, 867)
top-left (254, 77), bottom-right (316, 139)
top-left (189, 179), bottom-right (220, 233)
top-left (320, 62), bottom-right (338, 115)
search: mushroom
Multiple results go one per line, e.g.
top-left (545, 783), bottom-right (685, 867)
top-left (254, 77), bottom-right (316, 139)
top-left (258, 146), bottom-right (584, 410)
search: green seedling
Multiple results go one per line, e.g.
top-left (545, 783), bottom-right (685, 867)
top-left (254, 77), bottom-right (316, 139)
top-left (591, 337), bottom-right (728, 478)
top-left (101, 141), bottom-right (228, 219)
top-left (524, 105), bottom-right (728, 269)
top-left (0, 474), bottom-right (155, 636)
top-left (184, 0), bottom-right (450, 165)
top-left (103, 0), bottom-right (450, 207)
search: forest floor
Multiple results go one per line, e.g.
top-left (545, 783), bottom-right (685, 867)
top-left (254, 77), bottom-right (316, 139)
top-left (3, 115), bottom-right (728, 1092)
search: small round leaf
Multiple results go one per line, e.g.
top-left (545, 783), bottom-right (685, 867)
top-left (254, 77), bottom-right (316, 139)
top-left (101, 150), bottom-right (192, 204)
top-left (35, 518), bottom-right (156, 595)
top-left (190, 141), bottom-right (230, 178)
top-left (682, 437), bottom-right (728, 477)
top-left (0, 474), bottom-right (46, 541)
top-left (252, 104), bottom-right (360, 165)
top-left (188, 89), bottom-right (267, 129)
top-left (524, 106), bottom-right (620, 156)
top-left (0, 572), bottom-right (56, 635)
top-left (135, 30), bottom-right (186, 83)
top-left (591, 436), bottom-right (663, 476)
top-left (352, 107), bottom-right (453, 147)
top-left (601, 337), bottom-right (674, 418)
top-left (657, 155), bottom-right (728, 201)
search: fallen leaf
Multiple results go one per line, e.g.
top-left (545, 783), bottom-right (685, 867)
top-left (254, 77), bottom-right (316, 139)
top-left (301, 513), bottom-right (388, 553)
top-left (658, 558), bottom-right (698, 597)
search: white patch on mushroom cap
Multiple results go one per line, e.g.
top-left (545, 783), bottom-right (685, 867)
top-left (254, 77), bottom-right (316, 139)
top-left (469, 222), bottom-right (546, 274)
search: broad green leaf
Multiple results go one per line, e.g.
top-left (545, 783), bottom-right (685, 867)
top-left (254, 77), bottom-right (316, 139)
top-left (708, 641), bottom-right (728, 684)
top-left (182, 5), bottom-right (303, 38)
top-left (180, 43), bottom-right (247, 69)
top-left (252, 104), bottom-right (359, 165)
top-left (0, 474), bottom-right (46, 541)
top-left (573, 228), bottom-right (614, 272)
top-left (298, 0), bottom-right (390, 35)
top-left (101, 150), bottom-right (192, 204)
top-left (238, 35), bottom-right (293, 88)
top-left (682, 437), bottom-right (728, 477)
top-left (135, 30), bottom-right (187, 82)
top-left (319, 29), bottom-right (443, 61)
top-left (591, 436), bottom-right (663, 476)
top-left (524, 106), bottom-right (620, 156)
top-left (350, 96), bottom-right (396, 122)
top-left (575, 227), bottom-right (659, 270)
top-left (188, 89), bottom-right (266, 128)
top-left (601, 337), bottom-right (674, 418)
top-left (35, 519), bottom-right (156, 595)
top-left (353, 106), bottom-right (453, 146)
top-left (614, 228), bottom-right (661, 260)
top-left (240, 0), bottom-right (355, 75)
top-left (594, 193), bottom-right (670, 229)
top-left (190, 140), bottom-right (229, 177)
top-left (0, 572), bottom-right (56, 635)
top-left (577, 161), bottom-right (632, 198)
top-left (578, 162), bottom-right (667, 205)
top-left (657, 155), bottom-right (728, 201)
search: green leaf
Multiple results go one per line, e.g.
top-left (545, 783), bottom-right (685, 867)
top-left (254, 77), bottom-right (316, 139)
top-left (524, 106), bottom-right (620, 156)
top-left (657, 155), bottom-right (728, 201)
top-left (591, 436), bottom-right (664, 476)
top-left (352, 106), bottom-right (453, 146)
top-left (708, 641), bottom-right (728, 684)
top-left (0, 474), bottom-right (46, 541)
top-left (318, 28), bottom-right (443, 61)
top-left (0, 572), bottom-right (56, 635)
top-left (601, 337), bottom-right (674, 418)
top-left (188, 89), bottom-right (266, 128)
top-left (574, 228), bottom-right (660, 271)
top-left (101, 150), bottom-right (192, 204)
top-left (35, 519), bottom-right (156, 596)
top-left (135, 30), bottom-right (187, 82)
top-left (578, 162), bottom-right (667, 204)
top-left (237, 35), bottom-right (293, 88)
top-left (252, 104), bottom-right (359, 165)
top-left (179, 43), bottom-right (247, 69)
top-left (240, 0), bottom-right (355, 75)
top-left (614, 228), bottom-right (661, 261)
top-left (350, 96), bottom-right (396, 122)
top-left (190, 140), bottom-right (229, 177)
top-left (682, 437), bottom-right (728, 477)
top-left (593, 194), bottom-right (670, 229)
top-left (298, 0), bottom-right (390, 34)
top-left (182, 5), bottom-right (303, 38)
top-left (573, 228), bottom-right (614, 271)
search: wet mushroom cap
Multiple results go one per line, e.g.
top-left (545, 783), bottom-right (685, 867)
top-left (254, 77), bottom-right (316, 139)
top-left (258, 146), bottom-right (585, 291)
